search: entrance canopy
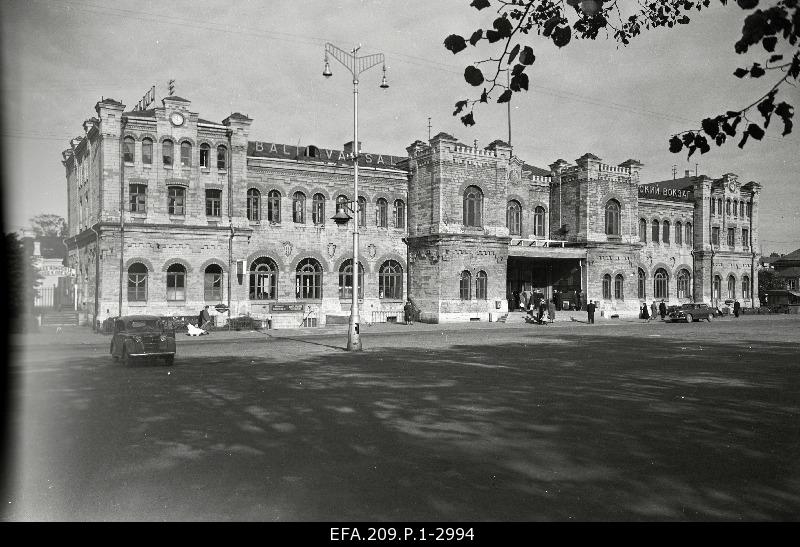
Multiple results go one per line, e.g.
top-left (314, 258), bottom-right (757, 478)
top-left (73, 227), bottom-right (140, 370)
top-left (508, 238), bottom-right (587, 259)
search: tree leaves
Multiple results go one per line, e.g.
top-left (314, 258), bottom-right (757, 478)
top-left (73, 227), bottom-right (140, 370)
top-left (669, 135), bottom-right (683, 153)
top-left (775, 101), bottom-right (794, 135)
top-left (737, 0), bottom-right (759, 9)
top-left (461, 112), bottom-right (476, 126)
top-left (510, 72), bottom-right (529, 92)
top-left (508, 43), bottom-right (521, 64)
top-left (497, 89), bottom-right (513, 103)
top-left (470, 0), bottom-right (491, 10)
top-left (469, 29), bottom-right (483, 46)
top-left (519, 46), bottom-right (535, 65)
top-left (552, 25), bottom-right (573, 48)
top-left (464, 66), bottom-right (485, 86)
top-left (453, 100), bottom-right (469, 116)
top-left (444, 34), bottom-right (467, 54)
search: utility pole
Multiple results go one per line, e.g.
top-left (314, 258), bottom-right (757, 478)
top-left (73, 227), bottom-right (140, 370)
top-left (427, 117), bottom-right (431, 141)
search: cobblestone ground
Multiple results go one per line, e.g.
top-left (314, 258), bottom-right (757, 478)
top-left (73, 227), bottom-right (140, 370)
top-left (3, 315), bottom-right (800, 521)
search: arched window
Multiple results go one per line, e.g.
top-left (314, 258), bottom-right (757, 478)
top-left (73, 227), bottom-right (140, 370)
top-left (199, 143), bottom-right (210, 168)
top-left (393, 199), bottom-right (405, 229)
top-left (247, 189), bottom-right (261, 221)
top-left (127, 263), bottom-right (148, 302)
top-left (167, 186), bottom-right (185, 215)
top-left (663, 220), bottom-right (671, 244)
top-left (713, 275), bottom-right (722, 301)
top-left (739, 201), bottom-right (745, 217)
top-left (292, 192), bottom-right (306, 223)
top-left (250, 257), bottom-right (277, 300)
top-left (217, 145), bottom-right (227, 170)
top-left (717, 198), bottom-right (722, 214)
top-left (463, 186), bottom-right (483, 227)
top-left (460, 270), bottom-right (472, 300)
top-left (742, 275), bottom-right (751, 300)
top-left (533, 206), bottom-right (546, 237)
top-left (358, 196), bottom-right (367, 227)
top-left (376, 198), bottom-right (388, 228)
top-left (162, 139), bottom-right (173, 167)
top-left (727, 275), bottom-right (736, 299)
top-left (614, 274), bottom-right (624, 300)
top-left (379, 260), bottom-right (403, 300)
top-left (726, 199), bottom-right (731, 215)
top-left (267, 190), bottom-right (281, 223)
top-left (639, 218), bottom-right (647, 243)
top-left (506, 200), bottom-right (521, 235)
top-left (711, 197), bottom-right (716, 214)
top-left (296, 258), bottom-right (322, 299)
top-left (675, 221), bottom-right (683, 245)
top-left (677, 269), bottom-right (690, 299)
top-left (312, 193), bottom-right (325, 225)
top-left (180, 141), bottom-right (191, 167)
top-left (637, 268), bottom-right (646, 300)
top-left (654, 269), bottom-right (669, 300)
top-left (652, 219), bottom-right (660, 243)
top-left (338, 259), bottom-right (364, 300)
top-left (476, 271), bottom-right (488, 300)
top-left (746, 202), bottom-right (752, 217)
top-left (141, 138), bottom-right (153, 165)
top-left (123, 136), bottom-right (135, 163)
top-left (204, 264), bottom-right (223, 301)
top-left (733, 200), bottom-right (738, 216)
top-left (685, 222), bottom-right (693, 247)
top-left (605, 200), bottom-right (621, 236)
top-left (166, 263), bottom-right (186, 301)
top-left (602, 274), bottom-right (612, 300)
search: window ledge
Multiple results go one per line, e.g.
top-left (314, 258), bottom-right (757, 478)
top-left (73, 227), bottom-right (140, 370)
top-left (142, 164), bottom-right (152, 169)
top-left (201, 167), bottom-right (210, 173)
top-left (169, 215), bottom-right (186, 221)
top-left (217, 170), bottom-right (228, 175)
top-left (124, 162), bottom-right (135, 167)
top-left (128, 302), bottom-right (147, 307)
top-left (164, 166), bottom-right (174, 170)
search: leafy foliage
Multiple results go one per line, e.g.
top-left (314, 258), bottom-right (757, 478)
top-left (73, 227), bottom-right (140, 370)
top-left (30, 213), bottom-right (67, 237)
top-left (5, 232), bottom-right (41, 330)
top-left (444, 0), bottom-right (799, 156)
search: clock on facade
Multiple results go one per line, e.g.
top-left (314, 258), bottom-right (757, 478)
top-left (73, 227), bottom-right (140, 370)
top-left (170, 112), bottom-right (185, 126)
top-left (728, 181), bottom-right (735, 192)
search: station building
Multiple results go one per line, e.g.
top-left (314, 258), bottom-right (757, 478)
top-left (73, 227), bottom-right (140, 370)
top-left (62, 93), bottom-right (761, 327)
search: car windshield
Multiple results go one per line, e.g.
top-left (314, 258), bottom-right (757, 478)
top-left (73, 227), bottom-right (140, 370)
top-left (125, 320), bottom-right (161, 332)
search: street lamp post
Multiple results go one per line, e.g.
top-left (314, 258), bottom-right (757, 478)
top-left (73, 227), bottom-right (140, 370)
top-left (323, 42), bottom-right (389, 351)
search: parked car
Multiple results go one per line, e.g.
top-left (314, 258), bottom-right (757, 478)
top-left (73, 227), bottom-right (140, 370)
top-left (667, 303), bottom-right (714, 323)
top-left (110, 315), bottom-right (176, 365)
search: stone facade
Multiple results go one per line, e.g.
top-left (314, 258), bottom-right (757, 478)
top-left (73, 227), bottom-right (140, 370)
top-left (63, 92), bottom-right (761, 326)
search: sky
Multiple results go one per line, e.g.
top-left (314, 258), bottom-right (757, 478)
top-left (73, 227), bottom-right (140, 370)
top-left (1, 0), bottom-right (798, 254)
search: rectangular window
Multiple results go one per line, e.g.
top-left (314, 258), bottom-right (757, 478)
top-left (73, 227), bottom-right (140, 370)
top-left (200, 146), bottom-right (209, 168)
top-left (712, 227), bottom-right (720, 247)
top-left (129, 184), bottom-right (146, 213)
top-left (727, 228), bottom-right (735, 248)
top-left (742, 228), bottom-right (749, 248)
top-left (168, 187), bottom-right (185, 215)
top-left (206, 189), bottom-right (221, 217)
top-left (142, 140), bottom-right (152, 165)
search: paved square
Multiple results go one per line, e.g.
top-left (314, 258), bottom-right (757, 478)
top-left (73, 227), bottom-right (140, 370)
top-left (4, 315), bottom-right (800, 521)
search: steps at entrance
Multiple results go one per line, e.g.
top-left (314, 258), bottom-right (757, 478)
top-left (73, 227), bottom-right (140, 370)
top-left (40, 311), bottom-right (79, 326)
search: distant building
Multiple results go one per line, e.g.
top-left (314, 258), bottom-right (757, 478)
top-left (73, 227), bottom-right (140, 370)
top-left (62, 92), bottom-right (762, 326)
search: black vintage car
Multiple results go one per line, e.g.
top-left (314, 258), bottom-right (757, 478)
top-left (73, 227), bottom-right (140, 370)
top-left (110, 315), bottom-right (176, 365)
top-left (667, 303), bottom-right (714, 323)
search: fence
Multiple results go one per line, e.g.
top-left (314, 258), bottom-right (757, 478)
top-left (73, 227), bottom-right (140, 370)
top-left (34, 285), bottom-right (75, 311)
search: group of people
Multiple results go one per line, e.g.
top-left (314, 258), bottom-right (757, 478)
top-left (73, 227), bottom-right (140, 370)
top-left (640, 300), bottom-right (668, 321)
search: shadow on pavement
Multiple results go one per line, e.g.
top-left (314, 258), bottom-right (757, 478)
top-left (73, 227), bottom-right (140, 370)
top-left (7, 330), bottom-right (800, 522)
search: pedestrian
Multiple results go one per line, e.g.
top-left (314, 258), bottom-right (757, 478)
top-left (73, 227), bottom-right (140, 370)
top-left (404, 299), bottom-right (414, 325)
top-left (198, 305), bottom-right (212, 331)
top-left (538, 299), bottom-right (546, 324)
top-left (659, 300), bottom-right (667, 320)
top-left (554, 290), bottom-right (562, 311)
top-left (651, 300), bottom-right (658, 321)
top-left (547, 298), bottom-right (556, 322)
top-left (733, 300), bottom-right (741, 318)
top-left (641, 302), bottom-right (650, 320)
top-left (520, 289), bottom-right (529, 312)
top-left (587, 300), bottom-right (596, 324)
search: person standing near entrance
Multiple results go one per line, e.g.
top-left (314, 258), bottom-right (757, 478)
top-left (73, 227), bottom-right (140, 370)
top-left (404, 299), bottom-right (414, 325)
top-left (520, 289), bottom-right (530, 312)
top-left (659, 300), bottom-right (667, 320)
top-left (547, 298), bottom-right (556, 322)
top-left (733, 300), bottom-right (741, 318)
top-left (641, 302), bottom-right (650, 320)
top-left (586, 300), bottom-right (596, 324)
top-left (651, 301), bottom-right (658, 321)
top-left (198, 305), bottom-right (212, 331)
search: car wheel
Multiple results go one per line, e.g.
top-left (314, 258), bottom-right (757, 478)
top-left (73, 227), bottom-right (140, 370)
top-left (164, 355), bottom-right (174, 366)
top-left (685, 313), bottom-right (693, 323)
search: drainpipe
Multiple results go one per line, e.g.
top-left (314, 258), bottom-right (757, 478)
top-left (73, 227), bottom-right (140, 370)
top-left (227, 129), bottom-right (234, 326)
top-left (118, 119), bottom-right (126, 317)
